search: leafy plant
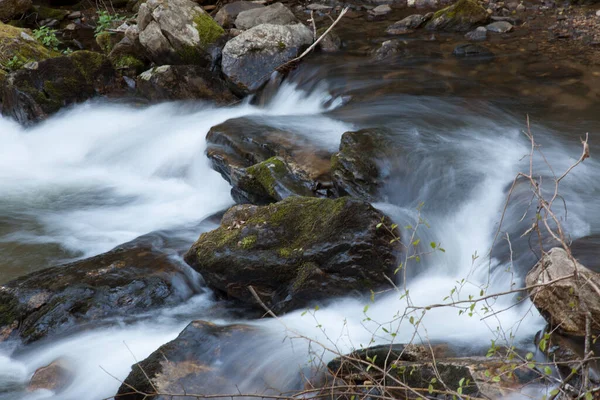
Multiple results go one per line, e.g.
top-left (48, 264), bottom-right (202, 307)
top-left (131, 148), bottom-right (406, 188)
top-left (2, 56), bottom-right (24, 72)
top-left (94, 10), bottom-right (125, 37)
top-left (32, 26), bottom-right (61, 51)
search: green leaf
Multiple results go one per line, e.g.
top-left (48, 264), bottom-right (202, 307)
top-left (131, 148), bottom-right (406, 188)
top-left (525, 352), bottom-right (533, 361)
top-left (409, 316), bottom-right (415, 325)
top-left (301, 310), bottom-right (307, 316)
top-left (413, 239), bottom-right (421, 246)
top-left (376, 223), bottom-right (382, 229)
top-left (430, 242), bottom-right (436, 249)
top-left (492, 376), bottom-right (501, 382)
top-left (585, 392), bottom-right (593, 400)
top-left (550, 389), bottom-right (559, 396)
top-left (458, 378), bottom-right (465, 387)
top-left (363, 305), bottom-right (369, 313)
top-left (391, 223), bottom-right (398, 230)
top-left (544, 366), bottom-right (552, 375)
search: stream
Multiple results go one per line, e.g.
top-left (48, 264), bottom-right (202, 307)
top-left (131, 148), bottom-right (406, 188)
top-left (0, 54), bottom-right (599, 399)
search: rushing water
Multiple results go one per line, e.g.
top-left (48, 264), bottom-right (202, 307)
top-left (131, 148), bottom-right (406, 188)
top-left (0, 60), bottom-right (598, 399)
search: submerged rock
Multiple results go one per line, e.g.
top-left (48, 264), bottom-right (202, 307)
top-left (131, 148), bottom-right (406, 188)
top-left (214, 1), bottom-right (264, 28)
top-left (137, 0), bottom-right (224, 65)
top-left (184, 196), bottom-right (400, 313)
top-left (1, 51), bottom-right (116, 124)
top-left (136, 65), bottom-right (237, 103)
top-left (234, 2), bottom-right (297, 30)
top-left (526, 247), bottom-right (600, 337)
top-left (452, 43), bottom-right (494, 57)
top-left (27, 360), bottom-right (73, 393)
top-left (386, 14), bottom-right (428, 34)
top-left (0, 236), bottom-right (197, 344)
top-left (465, 25), bottom-right (487, 41)
top-left (221, 23), bottom-right (313, 94)
top-left (425, 0), bottom-right (489, 31)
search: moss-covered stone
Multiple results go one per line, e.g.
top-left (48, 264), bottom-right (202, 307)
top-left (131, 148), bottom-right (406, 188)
top-left (193, 11), bottom-right (224, 48)
top-left (426, 0), bottom-right (489, 32)
top-left (184, 196), bottom-right (400, 313)
top-left (95, 31), bottom-right (118, 53)
top-left (33, 6), bottom-right (69, 21)
top-left (0, 22), bottom-right (58, 70)
top-left (113, 54), bottom-right (145, 71)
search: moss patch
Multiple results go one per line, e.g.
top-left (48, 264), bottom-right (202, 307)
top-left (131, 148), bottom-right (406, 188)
top-left (0, 22), bottom-right (58, 68)
top-left (245, 157), bottom-right (288, 198)
top-left (113, 55), bottom-right (145, 71)
top-left (69, 50), bottom-right (109, 83)
top-left (95, 32), bottom-right (115, 53)
top-left (240, 235), bottom-right (257, 249)
top-left (193, 12), bottom-right (224, 48)
top-left (34, 6), bottom-right (69, 21)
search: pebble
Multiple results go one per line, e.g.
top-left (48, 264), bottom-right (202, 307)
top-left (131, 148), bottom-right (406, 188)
top-left (486, 20), bottom-right (513, 33)
top-left (369, 4), bottom-right (392, 15)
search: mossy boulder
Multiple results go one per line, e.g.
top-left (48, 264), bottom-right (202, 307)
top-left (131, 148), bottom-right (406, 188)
top-left (1, 50), bottom-right (116, 124)
top-left (95, 31), bottom-right (123, 54)
top-left (184, 196), bottom-right (400, 313)
top-left (331, 128), bottom-right (406, 201)
top-left (137, 0), bottom-right (224, 65)
top-left (108, 26), bottom-right (150, 76)
top-left (231, 156), bottom-right (316, 204)
top-left (136, 64), bottom-right (237, 104)
top-left (116, 321), bottom-right (266, 400)
top-left (0, 235), bottom-right (198, 345)
top-left (206, 117), bottom-right (334, 202)
top-left (0, 22), bottom-right (58, 72)
top-left (32, 6), bottom-right (69, 21)
top-left (425, 0), bottom-right (489, 32)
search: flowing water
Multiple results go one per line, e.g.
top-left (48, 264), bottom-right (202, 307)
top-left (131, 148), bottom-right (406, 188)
top-left (0, 56), bottom-right (599, 399)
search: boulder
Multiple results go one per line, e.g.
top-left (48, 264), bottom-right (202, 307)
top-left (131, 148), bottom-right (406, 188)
top-left (1, 51), bottom-right (116, 124)
top-left (465, 25), bottom-right (487, 41)
top-left (0, 0), bottom-right (30, 21)
top-left (372, 39), bottom-right (408, 60)
top-left (214, 1), bottom-right (264, 28)
top-left (221, 23), bottom-right (313, 94)
top-left (136, 65), bottom-right (237, 103)
top-left (452, 43), bottom-right (494, 57)
top-left (0, 23), bottom-right (57, 73)
top-left (316, 27), bottom-right (341, 52)
top-left (27, 360), bottom-right (73, 393)
top-left (0, 235), bottom-right (197, 345)
top-left (206, 117), bottom-right (333, 195)
top-left (386, 14), bottom-right (427, 34)
top-left (115, 321), bottom-right (261, 400)
top-left (425, 0), bottom-right (489, 31)
top-left (526, 247), bottom-right (600, 337)
top-left (234, 2), bottom-right (297, 30)
top-left (331, 128), bottom-right (400, 201)
top-left (485, 20), bottom-right (513, 33)
top-left (137, 0), bottom-right (224, 65)
top-left (184, 196), bottom-right (400, 313)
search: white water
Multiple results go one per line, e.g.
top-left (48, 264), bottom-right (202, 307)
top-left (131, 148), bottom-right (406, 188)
top-left (0, 81), bottom-right (595, 399)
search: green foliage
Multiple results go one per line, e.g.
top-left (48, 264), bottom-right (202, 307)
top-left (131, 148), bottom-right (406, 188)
top-left (33, 26), bottom-right (61, 51)
top-left (3, 55), bottom-right (24, 71)
top-left (94, 10), bottom-right (125, 37)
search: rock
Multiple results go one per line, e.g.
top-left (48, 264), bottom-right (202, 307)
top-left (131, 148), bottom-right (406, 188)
top-left (96, 31), bottom-right (123, 53)
top-left (221, 23), bottom-right (312, 94)
top-left (27, 360), bottom-right (73, 393)
top-left (116, 321), bottom-right (266, 400)
top-left (369, 4), bottom-right (392, 15)
top-left (307, 3), bottom-right (332, 10)
top-left (426, 0), bottom-right (489, 31)
top-left (0, 235), bottom-right (196, 345)
top-left (414, 0), bottom-right (437, 8)
top-left (516, 2), bottom-right (525, 11)
top-left (386, 14), bottom-right (427, 34)
top-left (67, 10), bottom-right (81, 19)
top-left (452, 43), bottom-right (494, 57)
top-left (331, 128), bottom-right (400, 201)
top-left (526, 247), bottom-right (600, 337)
top-left (137, 0), bottom-right (224, 65)
top-left (184, 196), bottom-right (400, 313)
top-left (486, 20), bottom-right (513, 32)
top-left (465, 25), bottom-right (487, 40)
top-left (0, 23), bottom-right (58, 72)
top-left (234, 2), bottom-right (297, 30)
top-left (137, 65), bottom-right (237, 103)
top-left (109, 28), bottom-right (149, 76)
top-left (32, 6), bottom-right (69, 22)
top-left (206, 117), bottom-right (333, 191)
top-left (316, 27), bottom-right (341, 52)
top-left (230, 156), bottom-right (316, 204)
top-left (372, 39), bottom-right (408, 60)
top-left (214, 1), bottom-right (264, 28)
top-left (0, 0), bottom-right (30, 21)
top-left (1, 51), bottom-right (116, 124)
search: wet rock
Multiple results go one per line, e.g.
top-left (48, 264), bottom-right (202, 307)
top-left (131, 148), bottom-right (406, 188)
top-left (109, 26), bottom-right (149, 76)
top-left (465, 25), bottom-right (487, 40)
top-left (307, 3), bottom-right (332, 10)
top-left (526, 247), bottom-right (600, 337)
top-left (452, 43), bottom-right (494, 57)
top-left (96, 31), bottom-right (123, 54)
top-left (137, 0), bottom-right (224, 65)
top-left (0, 235), bottom-right (197, 345)
top-left (116, 321), bottom-right (267, 400)
top-left (221, 23), bottom-right (312, 94)
top-left (0, 0), bottom-right (30, 21)
top-left (331, 128), bottom-right (399, 201)
top-left (27, 360), bottom-right (73, 393)
top-left (136, 65), bottom-right (237, 103)
top-left (214, 1), bottom-right (264, 28)
top-left (317, 29), bottom-right (341, 52)
top-left (426, 0), bottom-right (489, 31)
top-left (413, 0), bottom-right (438, 8)
top-left (1, 51), bottom-right (116, 124)
top-left (369, 4), bottom-right (392, 15)
top-left (234, 2), bottom-right (297, 30)
top-left (206, 117), bottom-right (332, 192)
top-left (486, 20), bottom-right (513, 32)
top-left (570, 234), bottom-right (600, 272)
top-left (372, 39), bottom-right (408, 60)
top-left (0, 23), bottom-right (57, 75)
top-left (386, 14), bottom-right (427, 34)
top-left (184, 196), bottom-right (400, 313)
top-left (231, 156), bottom-right (316, 204)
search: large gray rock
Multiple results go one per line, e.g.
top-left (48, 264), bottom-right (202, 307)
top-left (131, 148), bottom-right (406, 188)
top-left (184, 196), bottom-right (400, 313)
top-left (386, 14), bottom-right (427, 34)
top-left (526, 247), bottom-right (600, 337)
top-left (426, 0), bottom-right (489, 31)
top-left (234, 2), bottom-right (297, 30)
top-left (0, 0), bottom-right (30, 21)
top-left (214, 1), bottom-right (264, 28)
top-left (137, 65), bottom-right (237, 103)
top-left (221, 23), bottom-right (312, 94)
top-left (137, 0), bottom-right (224, 65)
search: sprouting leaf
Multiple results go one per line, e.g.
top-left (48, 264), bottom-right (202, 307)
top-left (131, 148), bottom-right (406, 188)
top-left (492, 376), bottom-right (501, 382)
top-left (430, 242), bottom-right (436, 249)
top-left (413, 239), bottom-right (421, 246)
top-left (382, 327), bottom-right (389, 333)
top-left (391, 223), bottom-right (398, 230)
top-left (585, 392), bottom-right (593, 400)
top-left (544, 366), bottom-right (552, 375)
top-left (363, 305), bottom-right (369, 313)
top-left (409, 316), bottom-right (415, 325)
top-left (550, 389), bottom-right (559, 396)
top-left (314, 305), bottom-right (320, 311)
top-left (458, 378), bottom-right (465, 387)
top-left (301, 310), bottom-right (307, 316)
top-left (526, 352), bottom-right (533, 361)
top-left (439, 248), bottom-right (446, 252)
top-left (428, 384), bottom-right (434, 394)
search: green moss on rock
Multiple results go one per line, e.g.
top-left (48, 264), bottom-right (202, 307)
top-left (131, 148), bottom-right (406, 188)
top-left (193, 12), bottom-right (224, 47)
top-left (240, 235), bottom-right (257, 249)
top-left (34, 6), bottom-right (69, 21)
top-left (427, 0), bottom-right (489, 31)
top-left (114, 54), bottom-right (145, 71)
top-left (0, 22), bottom-right (58, 69)
top-left (95, 32), bottom-right (115, 53)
